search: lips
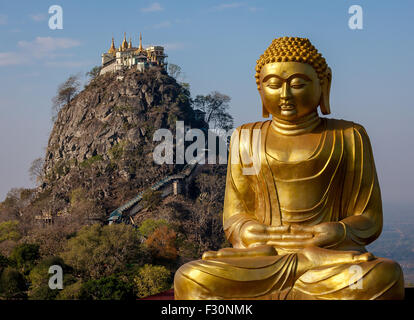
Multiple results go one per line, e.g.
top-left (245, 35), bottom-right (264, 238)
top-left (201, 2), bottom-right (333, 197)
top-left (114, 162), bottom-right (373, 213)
top-left (280, 104), bottom-right (295, 110)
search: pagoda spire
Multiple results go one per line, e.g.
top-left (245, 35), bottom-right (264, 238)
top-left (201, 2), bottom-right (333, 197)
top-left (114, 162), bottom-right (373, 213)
top-left (122, 32), bottom-right (128, 49)
top-left (128, 37), bottom-right (132, 49)
top-left (137, 32), bottom-right (144, 53)
top-left (108, 37), bottom-right (116, 54)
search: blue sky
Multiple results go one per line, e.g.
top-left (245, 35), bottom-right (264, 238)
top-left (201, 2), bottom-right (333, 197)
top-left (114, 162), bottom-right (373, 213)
top-left (0, 1), bottom-right (413, 214)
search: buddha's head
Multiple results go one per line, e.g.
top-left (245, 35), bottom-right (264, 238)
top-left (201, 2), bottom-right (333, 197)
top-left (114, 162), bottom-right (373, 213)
top-left (255, 37), bottom-right (332, 121)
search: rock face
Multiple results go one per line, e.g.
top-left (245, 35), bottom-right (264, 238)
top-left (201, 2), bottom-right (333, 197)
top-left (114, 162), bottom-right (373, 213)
top-left (40, 67), bottom-right (207, 220)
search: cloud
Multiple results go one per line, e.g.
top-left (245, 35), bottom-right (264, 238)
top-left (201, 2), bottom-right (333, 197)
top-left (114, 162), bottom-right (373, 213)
top-left (0, 37), bottom-right (81, 67)
top-left (141, 2), bottom-right (163, 13)
top-left (0, 52), bottom-right (28, 66)
top-left (17, 37), bottom-right (81, 58)
top-left (212, 2), bottom-right (245, 11)
top-left (29, 13), bottom-right (47, 22)
top-left (153, 21), bottom-right (172, 29)
top-left (0, 14), bottom-right (7, 25)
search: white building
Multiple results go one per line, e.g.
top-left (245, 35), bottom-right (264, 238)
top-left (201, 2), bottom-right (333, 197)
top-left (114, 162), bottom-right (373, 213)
top-left (100, 33), bottom-right (168, 75)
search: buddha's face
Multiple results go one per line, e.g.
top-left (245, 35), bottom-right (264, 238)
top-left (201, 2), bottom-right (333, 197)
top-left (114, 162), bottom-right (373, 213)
top-left (259, 62), bottom-right (322, 121)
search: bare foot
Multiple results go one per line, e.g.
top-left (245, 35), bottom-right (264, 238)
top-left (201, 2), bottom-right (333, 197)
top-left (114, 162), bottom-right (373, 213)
top-left (301, 246), bottom-right (375, 268)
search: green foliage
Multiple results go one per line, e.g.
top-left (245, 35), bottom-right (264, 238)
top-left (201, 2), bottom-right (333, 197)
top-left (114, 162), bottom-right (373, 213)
top-left (56, 280), bottom-right (83, 300)
top-left (0, 267), bottom-right (27, 299)
top-left (61, 224), bottom-right (143, 279)
top-left (133, 264), bottom-right (172, 298)
top-left (28, 285), bottom-right (60, 300)
top-left (28, 261), bottom-right (76, 300)
top-left (0, 220), bottom-right (21, 242)
top-left (0, 254), bottom-right (11, 275)
top-left (80, 155), bottom-right (103, 169)
top-left (80, 275), bottom-right (135, 300)
top-left (28, 256), bottom-right (67, 290)
top-left (108, 141), bottom-right (126, 161)
top-left (141, 190), bottom-right (162, 211)
top-left (69, 187), bottom-right (85, 206)
top-left (10, 243), bottom-right (40, 274)
top-left (138, 218), bottom-right (169, 238)
top-left (49, 159), bottom-right (71, 179)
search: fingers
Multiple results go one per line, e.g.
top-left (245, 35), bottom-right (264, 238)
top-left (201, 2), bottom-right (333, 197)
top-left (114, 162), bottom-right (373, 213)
top-left (266, 225), bottom-right (290, 234)
top-left (290, 224), bottom-right (314, 234)
top-left (267, 239), bottom-right (313, 248)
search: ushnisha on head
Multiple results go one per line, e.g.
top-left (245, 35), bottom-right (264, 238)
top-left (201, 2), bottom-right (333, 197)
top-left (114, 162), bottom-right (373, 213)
top-left (256, 37), bottom-right (332, 120)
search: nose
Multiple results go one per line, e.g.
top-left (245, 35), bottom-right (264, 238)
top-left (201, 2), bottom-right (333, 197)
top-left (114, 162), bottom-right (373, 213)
top-left (280, 82), bottom-right (292, 101)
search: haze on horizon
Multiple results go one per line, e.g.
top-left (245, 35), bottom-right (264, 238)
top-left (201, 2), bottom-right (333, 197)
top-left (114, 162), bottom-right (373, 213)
top-left (0, 1), bottom-right (413, 219)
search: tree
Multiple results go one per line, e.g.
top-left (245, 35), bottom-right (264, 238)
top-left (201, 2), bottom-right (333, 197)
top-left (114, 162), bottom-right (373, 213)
top-left (86, 66), bottom-right (101, 82)
top-left (51, 74), bottom-right (81, 121)
top-left (145, 226), bottom-right (178, 260)
top-left (193, 91), bottom-right (234, 131)
top-left (168, 63), bottom-right (182, 80)
top-left (80, 275), bottom-right (135, 300)
top-left (56, 280), bottom-right (83, 300)
top-left (9, 243), bottom-right (40, 274)
top-left (133, 264), bottom-right (171, 298)
top-left (138, 219), bottom-right (170, 238)
top-left (28, 257), bottom-right (75, 300)
top-left (61, 224), bottom-right (144, 279)
top-left (0, 253), bottom-right (11, 275)
top-left (0, 267), bottom-right (27, 299)
top-left (29, 157), bottom-right (44, 184)
top-left (0, 220), bottom-right (21, 242)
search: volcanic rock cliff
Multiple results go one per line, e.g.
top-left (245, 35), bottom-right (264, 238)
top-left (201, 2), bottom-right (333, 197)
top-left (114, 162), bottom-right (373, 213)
top-left (39, 67), bottom-right (210, 222)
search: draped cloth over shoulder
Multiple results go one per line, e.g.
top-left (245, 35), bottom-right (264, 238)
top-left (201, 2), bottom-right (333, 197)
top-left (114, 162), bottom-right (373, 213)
top-left (174, 119), bottom-right (404, 300)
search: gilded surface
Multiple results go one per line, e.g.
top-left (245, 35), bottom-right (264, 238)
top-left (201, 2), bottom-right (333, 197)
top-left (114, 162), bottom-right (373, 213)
top-left (174, 37), bottom-right (404, 300)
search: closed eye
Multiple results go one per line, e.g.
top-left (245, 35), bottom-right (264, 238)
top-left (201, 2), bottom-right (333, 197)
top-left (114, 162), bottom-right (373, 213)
top-left (290, 84), bottom-right (306, 89)
top-left (267, 83), bottom-right (282, 89)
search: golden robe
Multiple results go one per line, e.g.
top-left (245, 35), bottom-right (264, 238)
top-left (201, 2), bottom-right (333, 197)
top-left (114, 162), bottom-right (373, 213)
top-left (174, 118), bottom-right (404, 300)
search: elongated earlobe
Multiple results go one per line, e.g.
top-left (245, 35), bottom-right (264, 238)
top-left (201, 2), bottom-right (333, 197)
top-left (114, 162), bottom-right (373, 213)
top-left (262, 104), bottom-right (270, 118)
top-left (319, 67), bottom-right (332, 115)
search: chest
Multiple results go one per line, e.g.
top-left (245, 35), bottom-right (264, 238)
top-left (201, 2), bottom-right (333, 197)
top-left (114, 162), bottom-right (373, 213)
top-left (265, 130), bottom-right (323, 162)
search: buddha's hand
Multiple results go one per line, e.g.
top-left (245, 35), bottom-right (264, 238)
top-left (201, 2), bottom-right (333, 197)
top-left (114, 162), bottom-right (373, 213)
top-left (267, 222), bottom-right (346, 249)
top-left (240, 221), bottom-right (313, 248)
top-left (202, 245), bottom-right (277, 260)
top-left (298, 222), bottom-right (346, 248)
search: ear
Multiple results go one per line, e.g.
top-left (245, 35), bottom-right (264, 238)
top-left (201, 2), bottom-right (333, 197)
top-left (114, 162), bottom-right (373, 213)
top-left (319, 67), bottom-right (332, 115)
top-left (262, 103), bottom-right (270, 118)
top-left (258, 84), bottom-right (270, 118)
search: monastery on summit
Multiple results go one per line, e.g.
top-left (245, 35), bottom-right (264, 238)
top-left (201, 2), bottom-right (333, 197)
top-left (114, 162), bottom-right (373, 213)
top-left (100, 33), bottom-right (167, 75)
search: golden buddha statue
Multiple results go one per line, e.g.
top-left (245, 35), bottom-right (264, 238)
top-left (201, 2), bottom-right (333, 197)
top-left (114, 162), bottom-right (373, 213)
top-left (174, 37), bottom-right (404, 300)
